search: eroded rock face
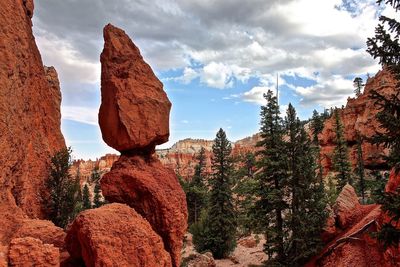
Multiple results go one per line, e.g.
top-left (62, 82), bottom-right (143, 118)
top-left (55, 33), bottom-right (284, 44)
top-left (8, 237), bottom-right (60, 267)
top-left (66, 204), bottom-right (172, 267)
top-left (319, 69), bottom-right (395, 172)
top-left (333, 184), bottom-right (362, 229)
top-left (101, 155), bottom-right (187, 267)
top-left (0, 0), bottom-right (65, 221)
top-left (0, 1), bottom-right (66, 265)
top-left (99, 24), bottom-right (171, 153)
top-left (13, 219), bottom-right (66, 250)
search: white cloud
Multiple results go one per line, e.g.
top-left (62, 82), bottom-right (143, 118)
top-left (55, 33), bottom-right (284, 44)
top-left (61, 106), bottom-right (98, 125)
top-left (34, 0), bottom-right (388, 111)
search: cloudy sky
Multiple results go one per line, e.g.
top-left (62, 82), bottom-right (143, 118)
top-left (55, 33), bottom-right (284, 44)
top-left (32, 0), bottom-right (393, 160)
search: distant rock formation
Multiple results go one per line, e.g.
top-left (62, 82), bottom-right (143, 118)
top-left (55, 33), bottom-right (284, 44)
top-left (0, 0), bottom-right (66, 265)
top-left (319, 69), bottom-right (395, 173)
top-left (157, 134), bottom-right (261, 179)
top-left (66, 24), bottom-right (187, 267)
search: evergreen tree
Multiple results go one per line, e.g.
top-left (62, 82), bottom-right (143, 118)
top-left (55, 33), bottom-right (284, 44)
top-left (93, 181), bottom-right (103, 208)
top-left (192, 128), bottom-right (236, 258)
top-left (90, 167), bottom-right (101, 183)
top-left (310, 109), bottom-right (325, 181)
top-left (310, 110), bottom-right (324, 144)
top-left (46, 147), bottom-right (81, 228)
top-left (234, 152), bottom-right (258, 236)
top-left (82, 184), bottom-right (91, 210)
top-left (355, 132), bottom-right (366, 203)
top-left (255, 90), bottom-right (287, 262)
top-left (187, 147), bottom-right (208, 225)
top-left (353, 77), bottom-right (364, 97)
top-left (367, 0), bottom-right (400, 248)
top-left (332, 109), bottom-right (353, 191)
top-left (284, 104), bottom-right (327, 266)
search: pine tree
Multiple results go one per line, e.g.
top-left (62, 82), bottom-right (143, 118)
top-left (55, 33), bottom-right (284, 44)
top-left (192, 128), bottom-right (236, 258)
top-left (93, 181), bottom-right (103, 208)
top-left (187, 147), bottom-right (208, 226)
top-left (367, 0), bottom-right (400, 248)
top-left (90, 167), bottom-right (101, 183)
top-left (353, 77), bottom-right (364, 97)
top-left (284, 104), bottom-right (327, 266)
top-left (311, 110), bottom-right (324, 144)
top-left (46, 147), bottom-right (81, 228)
top-left (255, 90), bottom-right (287, 262)
top-left (332, 109), bottom-right (353, 191)
top-left (82, 184), bottom-right (91, 210)
top-left (355, 132), bottom-right (366, 204)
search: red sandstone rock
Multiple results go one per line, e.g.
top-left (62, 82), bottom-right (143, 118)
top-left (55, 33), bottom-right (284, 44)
top-left (99, 24), bottom-right (171, 153)
top-left (0, 1), bottom-right (65, 265)
top-left (8, 237), bottom-right (60, 267)
top-left (385, 168), bottom-right (400, 193)
top-left (319, 69), bottom-right (395, 173)
top-left (333, 184), bottom-right (362, 229)
top-left (322, 205), bottom-right (337, 243)
top-left (101, 155), bottom-right (187, 267)
top-left (13, 219), bottom-right (66, 250)
top-left (66, 203), bottom-right (172, 267)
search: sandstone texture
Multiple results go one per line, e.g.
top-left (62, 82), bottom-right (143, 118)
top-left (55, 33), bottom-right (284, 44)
top-left (99, 24), bottom-right (171, 153)
top-left (97, 23), bottom-right (187, 267)
top-left (333, 184), bottom-right (362, 229)
top-left (0, 0), bottom-right (65, 221)
top-left (8, 237), bottom-right (60, 267)
top-left (101, 155), bottom-right (187, 267)
top-left (319, 69), bottom-right (395, 172)
top-left (66, 204), bottom-right (172, 267)
top-left (0, 0), bottom-right (66, 266)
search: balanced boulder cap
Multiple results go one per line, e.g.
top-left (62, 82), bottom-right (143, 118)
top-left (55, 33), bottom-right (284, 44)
top-left (99, 24), bottom-right (171, 153)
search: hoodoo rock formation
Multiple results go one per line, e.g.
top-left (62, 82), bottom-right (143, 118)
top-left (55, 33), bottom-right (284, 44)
top-left (319, 69), bottom-right (395, 172)
top-left (93, 24), bottom-right (187, 267)
top-left (0, 0), bottom-right (66, 265)
top-left (99, 24), bottom-right (171, 153)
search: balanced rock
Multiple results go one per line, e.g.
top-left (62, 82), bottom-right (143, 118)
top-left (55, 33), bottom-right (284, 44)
top-left (99, 24), bottom-right (171, 153)
top-left (333, 184), bottom-right (361, 229)
top-left (66, 204), bottom-right (172, 267)
top-left (101, 155), bottom-right (187, 267)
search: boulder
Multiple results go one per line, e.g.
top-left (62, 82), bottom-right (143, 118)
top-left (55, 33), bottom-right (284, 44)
top-left (333, 184), bottom-right (361, 229)
top-left (101, 155), bottom-right (187, 267)
top-left (8, 237), bottom-right (59, 267)
top-left (182, 252), bottom-right (216, 267)
top-left (13, 219), bottom-right (66, 250)
top-left (99, 24), bottom-right (171, 153)
top-left (66, 203), bottom-right (172, 267)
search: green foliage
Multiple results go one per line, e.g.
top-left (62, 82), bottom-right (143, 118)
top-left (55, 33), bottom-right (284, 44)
top-left (284, 104), bottom-right (328, 266)
top-left (184, 147), bottom-right (208, 226)
top-left (310, 110), bottom-right (325, 144)
top-left (90, 167), bottom-right (101, 183)
top-left (82, 184), bottom-right (91, 210)
top-left (377, 187), bottom-right (400, 248)
top-left (355, 132), bottom-right (366, 203)
top-left (254, 90), bottom-right (287, 261)
top-left (353, 77), bottom-right (364, 97)
top-left (192, 129), bottom-right (237, 259)
top-left (326, 174), bottom-right (338, 205)
top-left (93, 181), bottom-right (103, 208)
top-left (46, 147), bottom-right (81, 228)
top-left (332, 109), bottom-right (353, 191)
top-left (234, 152), bottom-right (259, 236)
top-left (367, 0), bottom-right (400, 249)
